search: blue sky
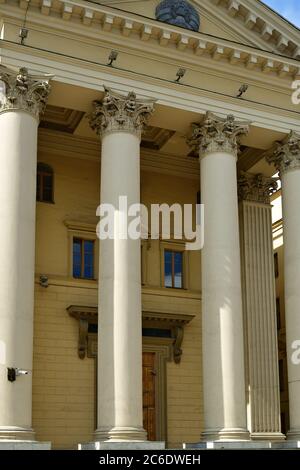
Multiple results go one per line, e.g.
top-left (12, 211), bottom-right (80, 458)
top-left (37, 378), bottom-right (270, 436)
top-left (262, 0), bottom-right (300, 27)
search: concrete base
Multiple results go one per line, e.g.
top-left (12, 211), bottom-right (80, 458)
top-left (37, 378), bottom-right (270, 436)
top-left (184, 441), bottom-right (272, 450)
top-left (184, 441), bottom-right (300, 450)
top-left (271, 441), bottom-right (300, 449)
top-left (79, 441), bottom-right (165, 450)
top-left (0, 440), bottom-right (51, 450)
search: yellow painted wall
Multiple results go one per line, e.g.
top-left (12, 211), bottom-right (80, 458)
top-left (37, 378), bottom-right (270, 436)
top-left (33, 283), bottom-right (97, 449)
top-left (33, 130), bottom-right (203, 449)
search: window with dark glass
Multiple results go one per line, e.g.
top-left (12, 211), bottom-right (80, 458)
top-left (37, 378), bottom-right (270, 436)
top-left (37, 163), bottom-right (54, 203)
top-left (73, 238), bottom-right (94, 280)
top-left (164, 250), bottom-right (183, 289)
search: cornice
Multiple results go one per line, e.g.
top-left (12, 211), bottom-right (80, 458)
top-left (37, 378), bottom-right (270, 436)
top-left (2, 17), bottom-right (298, 97)
top-left (208, 0), bottom-right (300, 58)
top-left (0, 0), bottom-right (299, 80)
top-left (4, 40), bottom-right (300, 135)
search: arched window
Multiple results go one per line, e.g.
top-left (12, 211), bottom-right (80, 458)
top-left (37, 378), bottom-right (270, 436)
top-left (36, 163), bottom-right (54, 203)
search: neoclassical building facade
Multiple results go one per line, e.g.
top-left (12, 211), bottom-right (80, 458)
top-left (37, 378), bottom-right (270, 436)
top-left (0, 0), bottom-right (300, 450)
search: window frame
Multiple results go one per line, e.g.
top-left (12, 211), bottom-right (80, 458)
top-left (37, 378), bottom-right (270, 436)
top-left (36, 163), bottom-right (54, 204)
top-left (65, 220), bottom-right (99, 282)
top-left (73, 237), bottom-right (95, 280)
top-left (160, 240), bottom-right (189, 290)
top-left (164, 250), bottom-right (184, 289)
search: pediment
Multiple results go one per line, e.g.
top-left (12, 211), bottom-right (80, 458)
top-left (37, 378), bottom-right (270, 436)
top-left (108, 0), bottom-right (299, 57)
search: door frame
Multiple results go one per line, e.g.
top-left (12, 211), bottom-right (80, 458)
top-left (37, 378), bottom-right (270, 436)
top-left (142, 338), bottom-right (172, 443)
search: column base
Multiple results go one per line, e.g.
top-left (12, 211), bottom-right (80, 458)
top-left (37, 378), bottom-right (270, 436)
top-left (0, 440), bottom-right (51, 450)
top-left (0, 427), bottom-right (35, 441)
top-left (251, 432), bottom-right (286, 441)
top-left (201, 428), bottom-right (250, 442)
top-left (95, 426), bottom-right (147, 442)
top-left (287, 430), bottom-right (300, 441)
top-left (79, 441), bottom-right (165, 450)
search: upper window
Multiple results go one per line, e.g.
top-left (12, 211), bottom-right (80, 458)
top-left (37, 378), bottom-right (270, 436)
top-left (37, 163), bottom-right (54, 203)
top-left (73, 238), bottom-right (94, 280)
top-left (164, 250), bottom-right (183, 289)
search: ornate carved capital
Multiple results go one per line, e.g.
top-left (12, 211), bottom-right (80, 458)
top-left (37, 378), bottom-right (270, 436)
top-left (188, 111), bottom-right (249, 158)
top-left (89, 87), bottom-right (155, 139)
top-left (266, 131), bottom-right (300, 175)
top-left (238, 172), bottom-right (278, 204)
top-left (0, 66), bottom-right (52, 119)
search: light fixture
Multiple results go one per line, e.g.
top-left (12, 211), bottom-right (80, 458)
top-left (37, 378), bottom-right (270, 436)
top-left (107, 50), bottom-right (119, 67)
top-left (236, 84), bottom-right (249, 98)
top-left (19, 27), bottom-right (28, 45)
top-left (7, 368), bottom-right (29, 382)
top-left (19, 0), bottom-right (31, 45)
top-left (39, 274), bottom-right (49, 288)
top-left (175, 68), bottom-right (186, 83)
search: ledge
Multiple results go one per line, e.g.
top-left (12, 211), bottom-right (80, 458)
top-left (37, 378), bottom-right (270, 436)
top-left (67, 304), bottom-right (195, 363)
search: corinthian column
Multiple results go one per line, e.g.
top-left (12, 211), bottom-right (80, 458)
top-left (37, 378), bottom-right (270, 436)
top-left (0, 66), bottom-right (52, 441)
top-left (267, 132), bottom-right (300, 441)
top-left (238, 172), bottom-right (284, 441)
top-left (188, 112), bottom-right (249, 441)
top-left (89, 88), bottom-right (154, 441)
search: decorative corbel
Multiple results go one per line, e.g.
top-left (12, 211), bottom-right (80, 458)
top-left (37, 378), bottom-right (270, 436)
top-left (171, 325), bottom-right (184, 364)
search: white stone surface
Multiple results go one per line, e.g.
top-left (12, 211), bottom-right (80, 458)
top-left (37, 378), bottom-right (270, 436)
top-left (0, 440), bottom-right (51, 450)
top-left (95, 130), bottom-right (145, 440)
top-left (271, 441), bottom-right (300, 449)
top-left (184, 441), bottom-right (272, 449)
top-left (239, 197), bottom-right (283, 440)
top-left (200, 149), bottom-right (248, 440)
top-left (0, 110), bottom-right (38, 440)
top-left (282, 168), bottom-right (300, 440)
top-left (79, 441), bottom-right (165, 450)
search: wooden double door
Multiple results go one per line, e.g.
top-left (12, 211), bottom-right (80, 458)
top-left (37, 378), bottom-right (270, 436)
top-left (142, 352), bottom-right (156, 441)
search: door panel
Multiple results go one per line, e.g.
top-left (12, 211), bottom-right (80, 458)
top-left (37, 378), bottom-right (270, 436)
top-left (143, 352), bottom-right (156, 441)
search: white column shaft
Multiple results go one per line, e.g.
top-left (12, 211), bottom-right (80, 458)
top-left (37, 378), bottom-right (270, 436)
top-left (201, 151), bottom-right (248, 440)
top-left (0, 111), bottom-right (38, 440)
top-left (282, 169), bottom-right (300, 439)
top-left (96, 132), bottom-right (145, 441)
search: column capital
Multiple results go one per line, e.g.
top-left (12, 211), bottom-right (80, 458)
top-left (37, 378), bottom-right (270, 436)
top-left (267, 131), bottom-right (300, 175)
top-left (188, 111), bottom-right (249, 158)
top-left (0, 66), bottom-right (52, 120)
top-left (89, 87), bottom-right (155, 139)
top-left (238, 172), bottom-right (278, 204)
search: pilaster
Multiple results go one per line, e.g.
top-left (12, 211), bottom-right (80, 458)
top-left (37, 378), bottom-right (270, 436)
top-left (238, 172), bottom-right (285, 441)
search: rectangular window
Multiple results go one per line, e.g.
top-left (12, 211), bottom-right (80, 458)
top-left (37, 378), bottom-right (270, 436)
top-left (73, 238), bottom-right (94, 280)
top-left (36, 164), bottom-right (54, 203)
top-left (164, 250), bottom-right (183, 289)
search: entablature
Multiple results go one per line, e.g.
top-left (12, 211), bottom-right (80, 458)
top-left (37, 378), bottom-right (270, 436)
top-left (0, 0), bottom-right (299, 81)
